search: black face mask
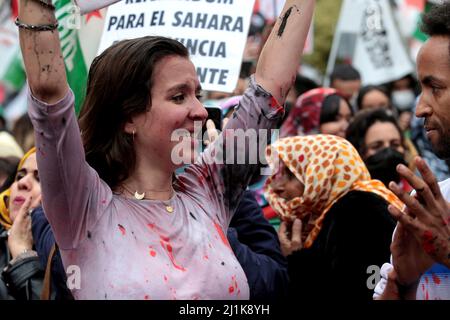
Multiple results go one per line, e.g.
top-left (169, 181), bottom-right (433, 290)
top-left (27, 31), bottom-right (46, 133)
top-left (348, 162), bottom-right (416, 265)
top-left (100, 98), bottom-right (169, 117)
top-left (365, 147), bottom-right (407, 186)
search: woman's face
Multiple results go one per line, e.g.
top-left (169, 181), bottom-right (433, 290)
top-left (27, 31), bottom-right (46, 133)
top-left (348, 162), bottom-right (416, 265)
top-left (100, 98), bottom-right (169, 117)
top-left (364, 121), bottom-right (404, 158)
top-left (8, 153), bottom-right (41, 222)
top-left (128, 55), bottom-right (208, 168)
top-left (270, 162), bottom-right (304, 201)
top-left (361, 90), bottom-right (390, 110)
top-left (319, 98), bottom-right (352, 138)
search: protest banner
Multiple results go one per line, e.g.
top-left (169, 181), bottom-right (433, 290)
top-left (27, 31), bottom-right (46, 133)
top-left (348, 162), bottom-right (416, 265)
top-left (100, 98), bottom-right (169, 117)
top-left (98, 0), bottom-right (255, 93)
top-left (325, 0), bottom-right (415, 86)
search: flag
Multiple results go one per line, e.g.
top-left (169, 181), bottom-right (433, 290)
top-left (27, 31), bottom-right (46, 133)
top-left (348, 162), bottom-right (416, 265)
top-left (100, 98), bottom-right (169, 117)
top-left (407, 1), bottom-right (434, 60)
top-left (75, 0), bottom-right (121, 15)
top-left (394, 0), bottom-right (424, 39)
top-left (54, 0), bottom-right (89, 114)
top-left (2, 0), bottom-right (108, 115)
top-left (10, 0), bottom-right (18, 17)
top-left (325, 0), bottom-right (414, 86)
top-left (0, 1), bottom-right (21, 107)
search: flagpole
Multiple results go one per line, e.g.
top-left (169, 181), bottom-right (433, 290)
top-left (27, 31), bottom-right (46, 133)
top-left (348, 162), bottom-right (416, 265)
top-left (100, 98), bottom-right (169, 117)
top-left (389, 0), bottom-right (415, 69)
top-left (324, 0), bottom-right (348, 86)
top-left (273, 0), bottom-right (277, 21)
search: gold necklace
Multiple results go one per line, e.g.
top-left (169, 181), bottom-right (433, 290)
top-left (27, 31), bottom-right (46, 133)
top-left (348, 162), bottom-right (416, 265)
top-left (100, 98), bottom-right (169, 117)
top-left (121, 184), bottom-right (175, 213)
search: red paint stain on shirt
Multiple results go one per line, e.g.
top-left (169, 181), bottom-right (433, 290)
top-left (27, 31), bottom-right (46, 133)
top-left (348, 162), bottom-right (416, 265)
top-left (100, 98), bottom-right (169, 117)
top-left (425, 290), bottom-right (429, 300)
top-left (232, 275), bottom-right (238, 289)
top-left (101, 199), bottom-right (107, 205)
top-left (164, 275), bottom-right (168, 282)
top-left (160, 239), bottom-right (186, 272)
top-left (147, 223), bottom-right (155, 230)
top-left (213, 221), bottom-right (231, 250)
top-left (425, 276), bottom-right (429, 284)
top-left (149, 249), bottom-right (156, 257)
top-left (228, 275), bottom-right (238, 294)
top-left (118, 224), bottom-right (126, 236)
top-left (197, 175), bottom-right (205, 185)
top-left (269, 97), bottom-right (283, 113)
top-left (160, 235), bottom-right (170, 242)
top-left (432, 273), bottom-right (441, 285)
top-left (203, 255), bottom-right (209, 260)
top-left (144, 295), bottom-right (150, 300)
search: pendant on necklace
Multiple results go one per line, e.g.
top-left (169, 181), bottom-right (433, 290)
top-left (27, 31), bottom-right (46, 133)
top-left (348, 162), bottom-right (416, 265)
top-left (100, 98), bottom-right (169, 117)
top-left (134, 191), bottom-right (145, 200)
top-left (165, 205), bottom-right (174, 213)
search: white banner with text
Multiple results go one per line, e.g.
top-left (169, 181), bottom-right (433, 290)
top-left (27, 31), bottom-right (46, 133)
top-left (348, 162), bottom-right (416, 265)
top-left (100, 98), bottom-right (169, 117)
top-left (98, 0), bottom-right (255, 92)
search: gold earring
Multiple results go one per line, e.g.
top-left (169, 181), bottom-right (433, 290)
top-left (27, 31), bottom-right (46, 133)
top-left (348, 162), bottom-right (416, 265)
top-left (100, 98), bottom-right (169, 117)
top-left (132, 130), bottom-right (135, 142)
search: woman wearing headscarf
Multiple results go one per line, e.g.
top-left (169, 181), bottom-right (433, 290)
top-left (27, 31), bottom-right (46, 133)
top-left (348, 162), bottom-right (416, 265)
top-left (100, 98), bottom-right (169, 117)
top-left (0, 147), bottom-right (45, 299)
top-left (260, 88), bottom-right (353, 228)
top-left (280, 88), bottom-right (353, 138)
top-left (264, 135), bottom-right (403, 300)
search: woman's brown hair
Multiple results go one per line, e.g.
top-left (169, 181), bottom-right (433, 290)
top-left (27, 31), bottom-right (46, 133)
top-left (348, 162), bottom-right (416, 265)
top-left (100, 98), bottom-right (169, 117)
top-left (78, 36), bottom-right (188, 188)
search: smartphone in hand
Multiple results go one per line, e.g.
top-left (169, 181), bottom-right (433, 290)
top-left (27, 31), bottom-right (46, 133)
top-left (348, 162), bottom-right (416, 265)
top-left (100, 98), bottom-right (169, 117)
top-left (202, 106), bottom-right (223, 149)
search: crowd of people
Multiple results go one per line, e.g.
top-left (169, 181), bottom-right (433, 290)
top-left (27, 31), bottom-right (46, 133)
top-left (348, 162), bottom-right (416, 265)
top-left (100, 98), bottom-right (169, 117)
top-left (0, 0), bottom-right (448, 301)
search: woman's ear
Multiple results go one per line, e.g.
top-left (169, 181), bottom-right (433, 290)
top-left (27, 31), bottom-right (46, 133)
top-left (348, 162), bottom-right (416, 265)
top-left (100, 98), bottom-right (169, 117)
top-left (124, 120), bottom-right (135, 135)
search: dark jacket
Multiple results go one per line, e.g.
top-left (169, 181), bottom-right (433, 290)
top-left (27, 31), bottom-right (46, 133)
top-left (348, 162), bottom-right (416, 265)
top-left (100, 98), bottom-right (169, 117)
top-left (228, 190), bottom-right (289, 301)
top-left (0, 225), bottom-right (45, 300)
top-left (31, 207), bottom-right (72, 300)
top-left (31, 191), bottom-right (289, 300)
top-left (286, 191), bottom-right (396, 300)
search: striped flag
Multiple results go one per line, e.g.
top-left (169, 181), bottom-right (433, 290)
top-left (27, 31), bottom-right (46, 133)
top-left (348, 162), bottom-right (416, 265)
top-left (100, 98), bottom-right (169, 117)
top-left (54, 0), bottom-right (89, 114)
top-left (75, 0), bottom-right (121, 15)
top-left (1, 0), bottom-right (108, 115)
top-left (325, 0), bottom-right (414, 86)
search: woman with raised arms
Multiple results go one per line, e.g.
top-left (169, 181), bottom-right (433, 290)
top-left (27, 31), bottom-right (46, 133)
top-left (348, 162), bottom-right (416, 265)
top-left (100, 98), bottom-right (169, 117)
top-left (17, 0), bottom-right (315, 299)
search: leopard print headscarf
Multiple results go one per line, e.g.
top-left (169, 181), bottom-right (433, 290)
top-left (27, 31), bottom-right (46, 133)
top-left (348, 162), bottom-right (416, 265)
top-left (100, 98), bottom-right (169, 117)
top-left (264, 134), bottom-right (403, 249)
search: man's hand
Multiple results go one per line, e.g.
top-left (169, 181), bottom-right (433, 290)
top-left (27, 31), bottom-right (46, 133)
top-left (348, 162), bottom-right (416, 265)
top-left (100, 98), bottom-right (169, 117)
top-left (278, 219), bottom-right (302, 257)
top-left (388, 157), bottom-right (450, 277)
top-left (390, 222), bottom-right (434, 286)
top-left (377, 267), bottom-right (401, 300)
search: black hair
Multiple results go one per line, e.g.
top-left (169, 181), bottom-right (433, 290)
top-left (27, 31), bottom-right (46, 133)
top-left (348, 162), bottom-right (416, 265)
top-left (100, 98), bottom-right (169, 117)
top-left (330, 64), bottom-right (361, 83)
top-left (356, 85), bottom-right (391, 110)
top-left (421, 2), bottom-right (450, 63)
top-left (0, 157), bottom-right (20, 193)
top-left (320, 94), bottom-right (353, 124)
top-left (385, 74), bottom-right (421, 97)
top-left (346, 108), bottom-right (404, 157)
top-left (293, 75), bottom-right (319, 97)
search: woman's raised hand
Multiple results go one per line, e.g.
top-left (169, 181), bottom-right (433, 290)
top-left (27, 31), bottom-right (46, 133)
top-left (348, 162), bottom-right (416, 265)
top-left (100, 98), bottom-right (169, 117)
top-left (7, 195), bottom-right (41, 259)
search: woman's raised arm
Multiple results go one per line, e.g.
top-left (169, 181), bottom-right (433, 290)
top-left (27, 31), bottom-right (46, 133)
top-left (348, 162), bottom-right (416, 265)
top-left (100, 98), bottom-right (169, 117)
top-left (18, 0), bottom-right (68, 103)
top-left (255, 0), bottom-right (315, 105)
